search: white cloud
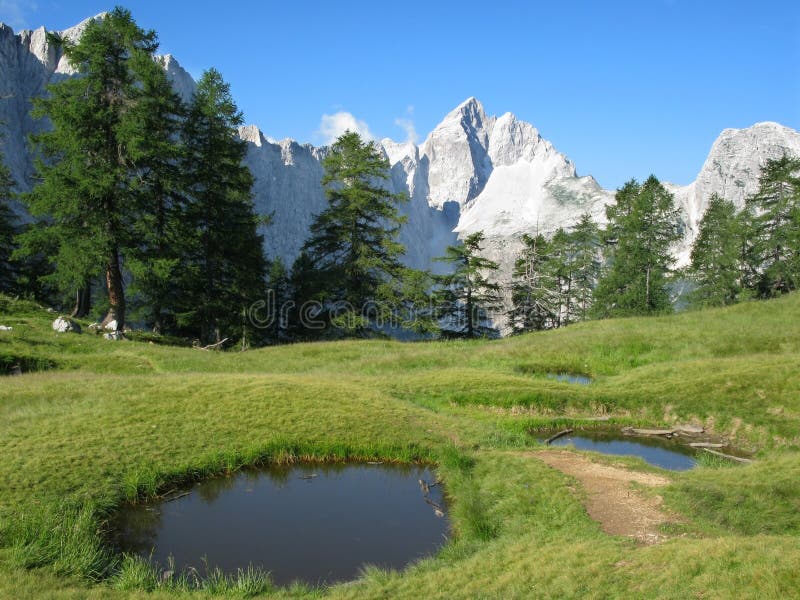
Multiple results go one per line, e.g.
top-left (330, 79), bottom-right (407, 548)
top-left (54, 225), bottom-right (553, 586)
top-left (394, 105), bottom-right (418, 144)
top-left (318, 111), bottom-right (375, 145)
top-left (0, 0), bottom-right (36, 30)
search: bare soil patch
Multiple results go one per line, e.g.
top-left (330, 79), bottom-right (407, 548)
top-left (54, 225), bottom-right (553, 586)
top-left (536, 449), bottom-right (675, 544)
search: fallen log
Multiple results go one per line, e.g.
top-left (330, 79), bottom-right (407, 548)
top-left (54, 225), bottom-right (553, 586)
top-left (545, 428), bottom-right (573, 445)
top-left (689, 442), bottom-right (726, 449)
top-left (626, 428), bottom-right (675, 436)
top-left (199, 337), bottom-right (229, 351)
top-left (702, 448), bottom-right (753, 464)
top-left (675, 424), bottom-right (705, 434)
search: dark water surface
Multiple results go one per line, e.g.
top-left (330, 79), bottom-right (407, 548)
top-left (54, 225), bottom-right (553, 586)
top-left (113, 463), bottom-right (449, 586)
top-left (544, 432), bottom-right (698, 470)
top-left (546, 373), bottom-right (593, 384)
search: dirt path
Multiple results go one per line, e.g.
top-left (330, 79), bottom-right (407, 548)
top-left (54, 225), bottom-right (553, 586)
top-left (536, 450), bottom-right (674, 544)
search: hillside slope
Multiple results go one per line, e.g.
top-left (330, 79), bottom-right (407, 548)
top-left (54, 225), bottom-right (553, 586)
top-left (1, 294), bottom-right (799, 597)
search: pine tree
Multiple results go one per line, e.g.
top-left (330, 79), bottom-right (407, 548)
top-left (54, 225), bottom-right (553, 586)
top-left (593, 176), bottom-right (681, 318)
top-left (301, 131), bottom-right (408, 334)
top-left (508, 232), bottom-right (559, 333)
top-left (743, 154), bottom-right (800, 297)
top-left (434, 231), bottom-right (501, 338)
top-left (689, 194), bottom-right (744, 307)
top-left (19, 8), bottom-right (163, 331)
top-left (125, 53), bottom-right (186, 333)
top-left (176, 68), bottom-right (267, 344)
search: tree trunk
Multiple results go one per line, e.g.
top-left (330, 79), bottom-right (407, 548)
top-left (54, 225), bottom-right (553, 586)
top-left (70, 285), bottom-right (91, 319)
top-left (466, 285), bottom-right (473, 338)
top-left (152, 307), bottom-right (163, 335)
top-left (105, 248), bottom-right (125, 331)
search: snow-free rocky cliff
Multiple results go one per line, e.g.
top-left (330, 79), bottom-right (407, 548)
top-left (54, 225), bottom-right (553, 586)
top-left (3, 17), bottom-right (800, 285)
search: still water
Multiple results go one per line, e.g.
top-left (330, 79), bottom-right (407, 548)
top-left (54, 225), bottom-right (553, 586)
top-left (543, 432), bottom-right (698, 470)
top-left (113, 463), bottom-right (449, 586)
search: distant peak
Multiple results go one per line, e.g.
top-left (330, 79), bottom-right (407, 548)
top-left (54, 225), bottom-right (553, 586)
top-left (238, 124), bottom-right (264, 147)
top-left (437, 97), bottom-right (489, 130)
top-left (457, 96), bottom-right (482, 108)
top-left (719, 121), bottom-right (795, 136)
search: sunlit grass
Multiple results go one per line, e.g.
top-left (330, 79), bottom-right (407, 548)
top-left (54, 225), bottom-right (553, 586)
top-left (1, 293), bottom-right (799, 597)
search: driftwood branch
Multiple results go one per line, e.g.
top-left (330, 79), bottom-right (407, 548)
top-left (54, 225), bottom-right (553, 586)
top-left (198, 338), bottom-right (229, 351)
top-left (162, 491), bottom-right (190, 503)
top-left (545, 428), bottom-right (573, 445)
top-left (702, 448), bottom-right (753, 464)
top-left (689, 442), bottom-right (726, 449)
top-left (424, 497), bottom-right (445, 517)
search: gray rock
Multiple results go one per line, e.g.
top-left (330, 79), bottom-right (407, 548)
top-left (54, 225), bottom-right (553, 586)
top-left (0, 325), bottom-right (12, 331)
top-left (103, 331), bottom-right (124, 341)
top-left (52, 316), bottom-right (81, 333)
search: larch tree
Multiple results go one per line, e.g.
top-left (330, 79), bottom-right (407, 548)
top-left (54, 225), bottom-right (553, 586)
top-left (743, 154), bottom-right (800, 297)
top-left (20, 8), bottom-right (169, 330)
top-left (434, 231), bottom-right (502, 338)
top-left (176, 68), bottom-right (267, 344)
top-left (508, 232), bottom-right (558, 333)
top-left (301, 131), bottom-right (408, 334)
top-left (566, 213), bottom-right (602, 322)
top-left (124, 52), bottom-right (186, 333)
top-left (593, 176), bottom-right (680, 318)
top-left (689, 194), bottom-right (745, 307)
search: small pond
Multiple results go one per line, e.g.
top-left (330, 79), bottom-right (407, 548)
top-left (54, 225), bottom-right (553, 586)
top-left (546, 373), bottom-right (593, 385)
top-left (541, 431), bottom-right (698, 471)
top-left (112, 463), bottom-right (449, 586)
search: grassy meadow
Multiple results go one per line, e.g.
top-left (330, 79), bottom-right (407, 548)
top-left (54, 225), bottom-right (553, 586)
top-left (1, 293), bottom-right (799, 598)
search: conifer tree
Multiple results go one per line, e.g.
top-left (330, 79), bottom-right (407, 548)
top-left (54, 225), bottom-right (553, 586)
top-left (593, 176), bottom-right (680, 318)
top-left (566, 214), bottom-right (602, 322)
top-left (743, 154), bottom-right (800, 297)
top-left (689, 194), bottom-right (744, 307)
top-left (301, 131), bottom-right (408, 333)
top-left (176, 68), bottom-right (267, 344)
top-left (19, 8), bottom-right (163, 331)
top-left (434, 231), bottom-right (501, 338)
top-left (125, 53), bottom-right (186, 333)
top-left (548, 229), bottom-right (574, 327)
top-left (508, 232), bottom-right (558, 333)
top-left (265, 257), bottom-right (291, 342)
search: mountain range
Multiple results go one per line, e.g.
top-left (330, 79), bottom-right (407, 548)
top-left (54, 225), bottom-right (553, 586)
top-left (2, 15), bottom-right (800, 290)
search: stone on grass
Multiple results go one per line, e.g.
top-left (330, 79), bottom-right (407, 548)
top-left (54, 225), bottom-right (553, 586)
top-left (52, 317), bottom-right (81, 334)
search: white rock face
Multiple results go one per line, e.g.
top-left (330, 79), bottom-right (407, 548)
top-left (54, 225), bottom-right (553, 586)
top-left (3, 17), bottom-right (800, 301)
top-left (0, 15), bottom-right (104, 195)
top-left (421, 97), bottom-right (494, 209)
top-left (668, 122), bottom-right (800, 265)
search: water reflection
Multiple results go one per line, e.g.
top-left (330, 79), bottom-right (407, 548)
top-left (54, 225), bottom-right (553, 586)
top-left (112, 463), bottom-right (449, 586)
top-left (543, 432), bottom-right (697, 470)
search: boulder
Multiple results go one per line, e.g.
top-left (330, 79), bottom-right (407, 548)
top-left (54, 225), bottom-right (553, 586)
top-left (0, 325), bottom-right (12, 331)
top-left (52, 317), bottom-right (81, 333)
top-left (103, 331), bottom-right (125, 341)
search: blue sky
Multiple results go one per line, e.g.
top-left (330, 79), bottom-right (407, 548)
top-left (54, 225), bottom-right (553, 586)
top-left (3, 0), bottom-right (799, 188)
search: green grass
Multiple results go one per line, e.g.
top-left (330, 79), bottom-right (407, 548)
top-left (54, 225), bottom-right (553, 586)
top-left (1, 293), bottom-right (799, 598)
